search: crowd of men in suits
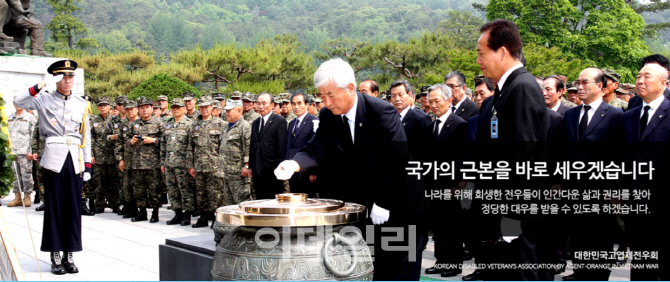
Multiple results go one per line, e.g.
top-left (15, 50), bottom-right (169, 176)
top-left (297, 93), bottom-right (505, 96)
top-left (7, 19), bottom-right (669, 280)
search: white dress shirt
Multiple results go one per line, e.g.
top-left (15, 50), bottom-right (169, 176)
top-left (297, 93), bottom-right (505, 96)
top-left (453, 96), bottom-right (466, 112)
top-left (340, 93), bottom-right (358, 144)
top-left (550, 102), bottom-right (561, 112)
top-left (641, 94), bottom-right (665, 125)
top-left (293, 112), bottom-right (306, 132)
top-left (399, 106), bottom-right (410, 121)
top-left (260, 111), bottom-right (272, 131)
top-left (578, 98), bottom-right (603, 126)
top-left (433, 108), bottom-right (452, 135)
top-left (497, 63), bottom-right (524, 91)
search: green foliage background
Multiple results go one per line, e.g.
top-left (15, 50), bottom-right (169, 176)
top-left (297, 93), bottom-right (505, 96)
top-left (127, 73), bottom-right (202, 101)
top-left (0, 94), bottom-right (16, 196)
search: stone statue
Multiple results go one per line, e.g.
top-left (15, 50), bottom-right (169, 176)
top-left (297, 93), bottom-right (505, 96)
top-left (1, 0), bottom-right (51, 56)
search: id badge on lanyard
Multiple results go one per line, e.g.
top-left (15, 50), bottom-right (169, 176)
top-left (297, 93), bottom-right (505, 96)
top-left (491, 109), bottom-right (498, 139)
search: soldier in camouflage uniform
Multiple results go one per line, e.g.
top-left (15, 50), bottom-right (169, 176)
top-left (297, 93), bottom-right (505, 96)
top-left (230, 91), bottom-right (242, 101)
top-left (128, 97), bottom-right (165, 223)
top-left (183, 91), bottom-right (201, 120)
top-left (189, 95), bottom-right (226, 228)
top-left (242, 92), bottom-right (261, 124)
top-left (30, 120), bottom-right (47, 211)
top-left (7, 102), bottom-right (36, 207)
top-left (602, 68), bottom-right (628, 111)
top-left (161, 98), bottom-right (194, 226)
top-left (115, 100), bottom-right (139, 218)
top-left (306, 94), bottom-right (319, 117)
top-left (219, 100), bottom-right (254, 206)
top-left (279, 93), bottom-right (296, 124)
top-left (108, 96), bottom-right (129, 215)
top-left (314, 95), bottom-right (323, 117)
top-left (212, 93), bottom-right (225, 106)
top-left (157, 95), bottom-right (172, 118)
top-left (90, 96), bottom-right (120, 213)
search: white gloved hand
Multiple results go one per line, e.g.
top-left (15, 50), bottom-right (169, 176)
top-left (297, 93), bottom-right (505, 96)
top-left (460, 182), bottom-right (475, 210)
top-left (83, 172), bottom-right (91, 181)
top-left (43, 74), bottom-right (64, 92)
top-left (371, 203), bottom-right (390, 225)
top-left (274, 160), bottom-right (299, 180)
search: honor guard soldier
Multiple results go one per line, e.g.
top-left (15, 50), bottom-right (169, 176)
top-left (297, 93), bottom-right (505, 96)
top-left (7, 100), bottom-right (37, 207)
top-left (189, 95), bottom-right (225, 228)
top-left (128, 97), bottom-right (165, 223)
top-left (115, 100), bottom-right (139, 219)
top-left (161, 98), bottom-right (195, 226)
top-left (182, 91), bottom-right (200, 120)
top-left (219, 99), bottom-right (254, 205)
top-left (14, 59), bottom-right (91, 275)
top-left (90, 96), bottom-right (120, 213)
top-left (242, 92), bottom-right (261, 123)
top-left (157, 95), bottom-right (171, 117)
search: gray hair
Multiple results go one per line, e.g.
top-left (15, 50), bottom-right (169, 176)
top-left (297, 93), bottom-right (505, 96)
top-left (314, 58), bottom-right (356, 90)
top-left (427, 84), bottom-right (452, 101)
top-left (444, 71), bottom-right (466, 86)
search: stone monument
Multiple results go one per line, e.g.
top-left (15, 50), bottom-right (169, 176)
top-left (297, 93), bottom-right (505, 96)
top-left (1, 0), bottom-right (50, 56)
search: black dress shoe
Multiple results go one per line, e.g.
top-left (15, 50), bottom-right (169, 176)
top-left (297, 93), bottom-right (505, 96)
top-left (180, 211), bottom-right (192, 226)
top-left (112, 206), bottom-right (121, 214)
top-left (167, 210), bottom-right (183, 225)
top-left (192, 216), bottom-right (208, 228)
top-left (192, 210), bottom-right (200, 217)
top-left (441, 269), bottom-right (462, 277)
top-left (131, 208), bottom-right (148, 222)
top-left (562, 273), bottom-right (576, 281)
top-left (82, 202), bottom-right (95, 216)
top-left (463, 270), bottom-right (485, 281)
top-left (95, 208), bottom-right (105, 213)
top-left (36, 203), bottom-right (45, 211)
top-left (425, 265), bottom-right (443, 274)
top-left (61, 252), bottom-right (79, 273)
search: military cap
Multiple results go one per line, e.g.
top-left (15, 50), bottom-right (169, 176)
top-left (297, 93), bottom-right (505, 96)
top-left (47, 59), bottom-right (77, 76)
top-left (97, 96), bottom-right (111, 106)
top-left (157, 95), bottom-right (168, 101)
top-left (230, 91), bottom-right (243, 99)
top-left (567, 82), bottom-right (577, 92)
top-left (420, 85), bottom-right (430, 95)
top-left (196, 95), bottom-right (213, 107)
top-left (125, 100), bottom-right (137, 108)
top-left (224, 99), bottom-right (243, 110)
top-left (115, 96), bottom-right (128, 105)
top-left (314, 96), bottom-right (323, 103)
top-left (474, 75), bottom-right (487, 84)
top-left (615, 87), bottom-right (630, 95)
top-left (182, 91), bottom-right (197, 101)
top-left (602, 68), bottom-right (620, 83)
top-left (171, 97), bottom-right (185, 107)
top-left (152, 101), bottom-right (160, 108)
top-left (211, 93), bottom-right (226, 100)
top-left (110, 102), bottom-right (117, 108)
top-left (242, 92), bottom-right (254, 101)
top-left (137, 96), bottom-right (154, 106)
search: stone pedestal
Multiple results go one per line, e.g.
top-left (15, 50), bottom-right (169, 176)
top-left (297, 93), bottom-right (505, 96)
top-left (159, 235), bottom-right (216, 281)
top-left (0, 55), bottom-right (84, 117)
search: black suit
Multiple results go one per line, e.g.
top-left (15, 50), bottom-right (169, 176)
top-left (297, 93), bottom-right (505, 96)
top-left (623, 98), bottom-right (670, 280)
top-left (401, 108), bottom-right (431, 160)
top-left (474, 66), bottom-right (548, 280)
top-left (250, 113), bottom-right (287, 199)
top-left (453, 97), bottom-right (479, 120)
top-left (286, 114), bottom-right (318, 196)
top-left (292, 92), bottom-right (426, 280)
top-left (554, 102), bottom-right (571, 116)
top-left (628, 87), bottom-right (670, 110)
top-left (562, 101), bottom-right (623, 280)
top-left (424, 112), bottom-right (468, 268)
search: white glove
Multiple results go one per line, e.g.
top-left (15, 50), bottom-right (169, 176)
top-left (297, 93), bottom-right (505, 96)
top-left (460, 182), bottom-right (475, 210)
top-left (43, 74), bottom-right (64, 92)
top-left (83, 172), bottom-right (91, 181)
top-left (274, 160), bottom-right (299, 180)
top-left (371, 203), bottom-right (390, 225)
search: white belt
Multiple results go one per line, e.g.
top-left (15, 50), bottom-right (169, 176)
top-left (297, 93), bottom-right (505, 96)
top-left (46, 136), bottom-right (81, 145)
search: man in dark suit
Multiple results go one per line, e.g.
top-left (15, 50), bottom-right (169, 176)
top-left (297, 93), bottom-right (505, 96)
top-left (629, 54), bottom-right (670, 110)
top-left (445, 71), bottom-right (478, 120)
top-left (623, 64), bottom-right (670, 281)
top-left (249, 93), bottom-right (287, 200)
top-left (474, 20), bottom-right (548, 280)
top-left (274, 58), bottom-right (427, 281)
top-left (285, 93), bottom-right (318, 196)
top-left (544, 75), bottom-right (572, 116)
top-left (421, 84), bottom-right (468, 277)
top-left (389, 80), bottom-right (431, 159)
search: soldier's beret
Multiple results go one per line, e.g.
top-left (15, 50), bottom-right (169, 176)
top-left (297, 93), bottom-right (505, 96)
top-left (47, 60), bottom-right (77, 76)
top-left (97, 96), bottom-right (111, 105)
top-left (182, 91), bottom-right (197, 101)
top-left (137, 96), bottom-right (154, 106)
top-left (602, 68), bottom-right (620, 83)
top-left (196, 95), bottom-right (213, 107)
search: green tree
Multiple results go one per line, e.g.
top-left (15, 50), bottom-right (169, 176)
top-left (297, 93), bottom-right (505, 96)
top-left (128, 73), bottom-right (202, 101)
top-left (46, 0), bottom-right (97, 49)
top-left (438, 10), bottom-right (486, 50)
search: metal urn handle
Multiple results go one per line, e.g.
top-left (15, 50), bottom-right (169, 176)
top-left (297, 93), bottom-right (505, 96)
top-left (323, 233), bottom-right (358, 277)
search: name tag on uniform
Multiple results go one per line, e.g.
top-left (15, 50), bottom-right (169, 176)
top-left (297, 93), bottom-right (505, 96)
top-left (490, 114), bottom-right (498, 139)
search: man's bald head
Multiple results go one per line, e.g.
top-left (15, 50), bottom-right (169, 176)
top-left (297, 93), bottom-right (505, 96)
top-left (636, 64), bottom-right (668, 103)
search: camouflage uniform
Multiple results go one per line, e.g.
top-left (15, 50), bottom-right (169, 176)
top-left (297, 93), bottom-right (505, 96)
top-left (561, 99), bottom-right (578, 108)
top-left (31, 121), bottom-right (45, 200)
top-left (90, 111), bottom-right (119, 210)
top-left (186, 109), bottom-right (200, 120)
top-left (243, 109), bottom-right (261, 124)
top-left (282, 112), bottom-right (297, 125)
top-left (108, 113), bottom-right (127, 204)
top-left (8, 111), bottom-right (36, 193)
top-left (115, 116), bottom-right (135, 204)
top-left (190, 108), bottom-right (225, 213)
top-left (129, 114), bottom-right (165, 209)
top-left (608, 97), bottom-right (628, 111)
top-left (161, 115), bottom-right (195, 212)
top-left (219, 115), bottom-right (253, 206)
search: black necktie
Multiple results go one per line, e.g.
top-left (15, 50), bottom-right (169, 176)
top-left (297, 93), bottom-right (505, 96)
top-left (342, 116), bottom-right (352, 143)
top-left (434, 119), bottom-right (442, 136)
top-left (451, 106), bottom-right (456, 113)
top-left (579, 105), bottom-right (591, 138)
top-left (640, 105), bottom-right (651, 138)
top-left (260, 118), bottom-right (265, 133)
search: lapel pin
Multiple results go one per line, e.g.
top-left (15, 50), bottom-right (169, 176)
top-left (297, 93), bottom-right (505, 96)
top-left (359, 123), bottom-right (362, 127)
top-left (660, 115), bottom-right (663, 118)
top-left (601, 114), bottom-right (604, 117)
top-left (403, 123), bottom-right (406, 126)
